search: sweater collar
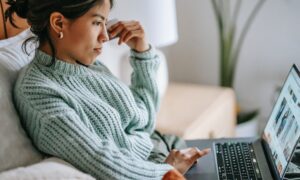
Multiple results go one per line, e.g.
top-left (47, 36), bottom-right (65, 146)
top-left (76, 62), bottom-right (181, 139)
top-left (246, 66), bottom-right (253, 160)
top-left (33, 50), bottom-right (89, 75)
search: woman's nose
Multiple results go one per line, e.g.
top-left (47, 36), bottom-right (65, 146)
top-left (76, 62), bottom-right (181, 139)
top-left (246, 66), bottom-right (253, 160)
top-left (99, 27), bottom-right (109, 43)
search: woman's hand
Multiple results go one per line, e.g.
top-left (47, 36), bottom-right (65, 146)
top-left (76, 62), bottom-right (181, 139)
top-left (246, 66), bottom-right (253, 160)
top-left (107, 20), bottom-right (149, 52)
top-left (164, 147), bottom-right (211, 175)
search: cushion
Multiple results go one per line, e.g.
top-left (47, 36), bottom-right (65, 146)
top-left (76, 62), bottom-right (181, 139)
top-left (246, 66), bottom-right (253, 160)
top-left (0, 29), bottom-right (43, 172)
top-left (156, 83), bottom-right (236, 139)
top-left (0, 157), bottom-right (95, 180)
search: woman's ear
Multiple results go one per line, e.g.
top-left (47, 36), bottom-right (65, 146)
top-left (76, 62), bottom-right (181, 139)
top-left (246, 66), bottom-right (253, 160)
top-left (49, 12), bottom-right (65, 34)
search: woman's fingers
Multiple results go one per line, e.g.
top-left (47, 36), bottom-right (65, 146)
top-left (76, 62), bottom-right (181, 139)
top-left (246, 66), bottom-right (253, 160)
top-left (117, 28), bottom-right (142, 45)
top-left (108, 21), bottom-right (140, 38)
top-left (122, 29), bottom-right (144, 43)
top-left (108, 20), bottom-right (130, 31)
top-left (164, 147), bottom-right (211, 175)
top-left (198, 148), bottom-right (211, 157)
top-left (107, 20), bottom-right (149, 51)
top-left (193, 148), bottom-right (211, 160)
top-left (180, 147), bottom-right (211, 160)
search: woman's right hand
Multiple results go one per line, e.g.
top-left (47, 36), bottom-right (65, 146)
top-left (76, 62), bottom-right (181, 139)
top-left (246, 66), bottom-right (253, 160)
top-left (164, 147), bottom-right (211, 175)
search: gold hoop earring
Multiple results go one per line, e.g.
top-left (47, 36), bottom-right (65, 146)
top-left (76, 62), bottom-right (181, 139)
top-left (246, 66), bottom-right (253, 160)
top-left (58, 32), bottom-right (64, 39)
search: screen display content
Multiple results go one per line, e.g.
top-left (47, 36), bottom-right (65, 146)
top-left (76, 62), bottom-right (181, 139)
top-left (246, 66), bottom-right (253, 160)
top-left (263, 67), bottom-right (300, 177)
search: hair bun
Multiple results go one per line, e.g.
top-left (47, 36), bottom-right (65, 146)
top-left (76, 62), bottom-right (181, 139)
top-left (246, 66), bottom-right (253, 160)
top-left (6, 0), bottom-right (28, 19)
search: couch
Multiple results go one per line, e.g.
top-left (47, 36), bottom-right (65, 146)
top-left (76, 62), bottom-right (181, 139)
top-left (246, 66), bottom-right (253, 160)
top-left (0, 4), bottom-right (236, 179)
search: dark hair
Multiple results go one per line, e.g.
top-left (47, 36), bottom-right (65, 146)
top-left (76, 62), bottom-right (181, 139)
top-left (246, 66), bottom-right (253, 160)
top-left (5, 0), bottom-right (114, 66)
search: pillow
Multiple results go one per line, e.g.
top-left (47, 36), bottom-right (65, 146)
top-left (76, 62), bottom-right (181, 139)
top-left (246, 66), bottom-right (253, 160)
top-left (0, 28), bottom-right (36, 71)
top-left (0, 157), bottom-right (96, 180)
top-left (0, 28), bottom-right (43, 172)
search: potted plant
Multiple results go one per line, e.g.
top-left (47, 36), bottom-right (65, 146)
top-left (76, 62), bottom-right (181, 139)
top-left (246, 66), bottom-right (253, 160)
top-left (211, 0), bottom-right (266, 136)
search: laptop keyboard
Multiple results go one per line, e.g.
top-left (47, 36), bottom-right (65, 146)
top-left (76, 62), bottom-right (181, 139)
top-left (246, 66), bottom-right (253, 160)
top-left (215, 142), bottom-right (263, 180)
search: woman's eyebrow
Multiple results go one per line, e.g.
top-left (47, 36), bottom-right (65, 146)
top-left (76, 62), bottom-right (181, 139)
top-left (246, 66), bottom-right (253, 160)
top-left (91, 13), bottom-right (106, 21)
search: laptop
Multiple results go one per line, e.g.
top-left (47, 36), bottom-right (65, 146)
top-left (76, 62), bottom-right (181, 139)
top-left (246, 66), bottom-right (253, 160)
top-left (185, 64), bottom-right (300, 180)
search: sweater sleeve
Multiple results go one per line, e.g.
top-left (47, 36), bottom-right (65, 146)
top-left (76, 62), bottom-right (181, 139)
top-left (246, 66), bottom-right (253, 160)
top-left (14, 89), bottom-right (173, 180)
top-left (38, 112), bottom-right (173, 180)
top-left (129, 46), bottom-right (161, 134)
top-left (12, 63), bottom-right (174, 180)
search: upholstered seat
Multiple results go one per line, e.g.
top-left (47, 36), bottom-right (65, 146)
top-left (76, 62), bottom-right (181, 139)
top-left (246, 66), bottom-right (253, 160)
top-left (157, 83), bottom-right (236, 139)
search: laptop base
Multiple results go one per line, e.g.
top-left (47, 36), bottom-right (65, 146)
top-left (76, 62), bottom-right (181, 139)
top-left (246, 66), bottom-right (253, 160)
top-left (185, 138), bottom-right (273, 180)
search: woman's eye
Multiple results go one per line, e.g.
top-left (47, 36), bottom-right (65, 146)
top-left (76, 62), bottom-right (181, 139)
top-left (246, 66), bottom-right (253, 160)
top-left (93, 21), bottom-right (102, 26)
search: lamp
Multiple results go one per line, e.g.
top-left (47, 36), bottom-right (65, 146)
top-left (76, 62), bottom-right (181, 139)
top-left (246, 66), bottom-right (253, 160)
top-left (109, 0), bottom-right (178, 47)
top-left (109, 0), bottom-right (178, 97)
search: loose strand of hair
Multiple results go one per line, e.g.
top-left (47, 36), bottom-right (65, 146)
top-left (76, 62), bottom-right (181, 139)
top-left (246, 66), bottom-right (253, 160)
top-left (4, 4), bottom-right (19, 28)
top-left (45, 32), bottom-right (56, 67)
top-left (22, 36), bottom-right (37, 55)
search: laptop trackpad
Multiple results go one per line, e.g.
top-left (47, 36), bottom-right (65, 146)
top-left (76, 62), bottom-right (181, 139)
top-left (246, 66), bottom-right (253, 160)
top-left (184, 149), bottom-right (219, 179)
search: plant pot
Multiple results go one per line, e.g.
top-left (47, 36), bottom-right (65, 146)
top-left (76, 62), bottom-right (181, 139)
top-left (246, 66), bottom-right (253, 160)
top-left (235, 116), bottom-right (259, 137)
top-left (235, 97), bottom-right (260, 137)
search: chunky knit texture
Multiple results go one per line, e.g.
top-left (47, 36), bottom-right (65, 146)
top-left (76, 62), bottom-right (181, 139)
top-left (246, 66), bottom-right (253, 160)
top-left (13, 47), bottom-right (173, 179)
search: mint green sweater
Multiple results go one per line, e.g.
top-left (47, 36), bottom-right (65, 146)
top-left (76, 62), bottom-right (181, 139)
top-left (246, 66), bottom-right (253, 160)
top-left (13, 47), bottom-right (173, 179)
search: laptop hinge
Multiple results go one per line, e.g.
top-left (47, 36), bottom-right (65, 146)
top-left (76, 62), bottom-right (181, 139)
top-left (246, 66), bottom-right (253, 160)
top-left (258, 139), bottom-right (281, 180)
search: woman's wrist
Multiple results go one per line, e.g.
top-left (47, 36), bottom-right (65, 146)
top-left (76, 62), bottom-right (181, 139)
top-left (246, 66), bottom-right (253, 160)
top-left (132, 43), bottom-right (150, 53)
top-left (130, 44), bottom-right (155, 60)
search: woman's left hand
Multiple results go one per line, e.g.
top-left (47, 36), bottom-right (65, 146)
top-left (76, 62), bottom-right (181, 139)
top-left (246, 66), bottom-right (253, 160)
top-left (107, 20), bottom-right (150, 52)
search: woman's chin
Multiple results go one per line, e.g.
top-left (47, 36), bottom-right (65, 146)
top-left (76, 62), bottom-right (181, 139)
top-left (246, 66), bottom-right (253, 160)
top-left (90, 57), bottom-right (99, 64)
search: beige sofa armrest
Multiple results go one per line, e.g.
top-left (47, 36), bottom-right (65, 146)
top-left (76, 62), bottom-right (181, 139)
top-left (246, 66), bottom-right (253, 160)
top-left (156, 83), bottom-right (237, 140)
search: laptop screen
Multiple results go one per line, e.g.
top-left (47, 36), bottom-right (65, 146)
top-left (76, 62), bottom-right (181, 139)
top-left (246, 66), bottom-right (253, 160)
top-left (263, 65), bottom-right (300, 178)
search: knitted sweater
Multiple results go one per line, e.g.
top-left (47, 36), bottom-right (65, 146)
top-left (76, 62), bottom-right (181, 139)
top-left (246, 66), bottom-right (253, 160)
top-left (13, 47), bottom-right (173, 179)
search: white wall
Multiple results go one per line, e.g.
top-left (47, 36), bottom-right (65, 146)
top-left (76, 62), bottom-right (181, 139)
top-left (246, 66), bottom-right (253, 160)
top-left (164, 0), bottom-right (300, 131)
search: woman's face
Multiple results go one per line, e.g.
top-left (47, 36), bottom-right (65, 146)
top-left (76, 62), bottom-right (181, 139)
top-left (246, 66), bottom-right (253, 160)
top-left (58, 0), bottom-right (110, 65)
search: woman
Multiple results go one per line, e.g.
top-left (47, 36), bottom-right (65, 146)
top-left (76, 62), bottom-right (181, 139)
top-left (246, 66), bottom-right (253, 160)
top-left (7, 0), bottom-right (210, 179)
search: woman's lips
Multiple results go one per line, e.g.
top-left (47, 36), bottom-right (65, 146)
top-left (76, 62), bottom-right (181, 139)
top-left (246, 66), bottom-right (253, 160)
top-left (94, 48), bottom-right (102, 54)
